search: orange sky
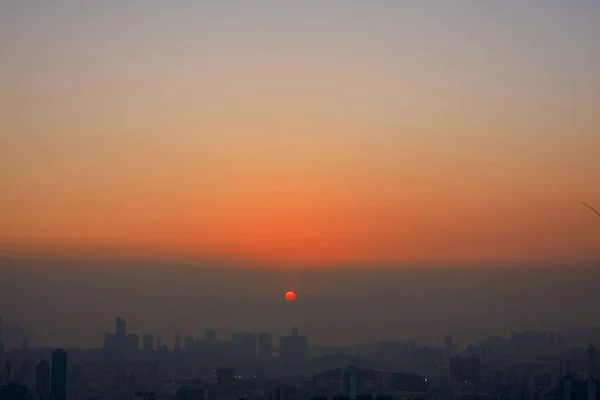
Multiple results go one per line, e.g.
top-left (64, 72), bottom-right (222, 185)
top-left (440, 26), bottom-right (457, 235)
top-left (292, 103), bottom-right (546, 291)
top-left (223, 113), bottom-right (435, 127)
top-left (1, 2), bottom-right (599, 268)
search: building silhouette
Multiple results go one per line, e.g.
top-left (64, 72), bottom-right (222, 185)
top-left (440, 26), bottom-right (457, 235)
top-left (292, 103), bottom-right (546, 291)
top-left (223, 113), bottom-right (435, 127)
top-left (35, 361), bottom-right (50, 400)
top-left (142, 335), bottom-right (154, 352)
top-left (258, 332), bottom-right (272, 359)
top-left (174, 333), bottom-right (181, 351)
top-left (279, 328), bottom-right (308, 363)
top-left (50, 349), bottom-right (67, 400)
top-left (126, 334), bottom-right (140, 355)
top-left (116, 317), bottom-right (126, 338)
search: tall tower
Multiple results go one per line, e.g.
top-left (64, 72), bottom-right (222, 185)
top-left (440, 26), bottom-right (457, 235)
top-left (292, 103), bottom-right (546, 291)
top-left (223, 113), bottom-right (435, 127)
top-left (50, 349), bottom-right (67, 400)
top-left (36, 360), bottom-right (50, 400)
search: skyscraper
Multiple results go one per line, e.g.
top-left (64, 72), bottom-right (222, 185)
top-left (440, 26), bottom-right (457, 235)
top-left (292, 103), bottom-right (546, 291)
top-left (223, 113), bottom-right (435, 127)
top-left (116, 317), bottom-right (127, 338)
top-left (116, 317), bottom-right (126, 354)
top-left (50, 349), bottom-right (67, 400)
top-left (174, 333), bottom-right (181, 351)
top-left (279, 328), bottom-right (308, 363)
top-left (258, 332), bottom-right (272, 359)
top-left (36, 360), bottom-right (50, 400)
top-left (126, 334), bottom-right (140, 355)
top-left (142, 335), bottom-right (154, 352)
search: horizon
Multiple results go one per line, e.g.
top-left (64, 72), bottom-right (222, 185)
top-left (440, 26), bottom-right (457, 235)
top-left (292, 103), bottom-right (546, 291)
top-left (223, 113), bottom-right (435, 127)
top-left (2, 255), bottom-right (600, 348)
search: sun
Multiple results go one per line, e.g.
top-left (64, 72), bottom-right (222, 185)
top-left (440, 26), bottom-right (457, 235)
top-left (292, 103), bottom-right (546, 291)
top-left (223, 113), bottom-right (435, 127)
top-left (285, 291), bottom-right (296, 301)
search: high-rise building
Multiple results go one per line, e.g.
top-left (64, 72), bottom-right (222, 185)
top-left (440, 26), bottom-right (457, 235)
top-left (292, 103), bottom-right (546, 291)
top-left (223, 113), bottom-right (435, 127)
top-left (19, 361), bottom-right (35, 398)
top-left (279, 328), bottom-right (308, 363)
top-left (116, 318), bottom-right (127, 356)
top-left (142, 335), bottom-right (154, 352)
top-left (50, 349), bottom-right (67, 400)
top-left (184, 337), bottom-right (194, 351)
top-left (258, 333), bottom-right (272, 359)
top-left (116, 318), bottom-right (127, 338)
top-left (126, 334), bottom-right (140, 354)
top-left (36, 360), bottom-right (50, 400)
top-left (174, 333), bottom-right (181, 351)
top-left (103, 333), bottom-right (116, 351)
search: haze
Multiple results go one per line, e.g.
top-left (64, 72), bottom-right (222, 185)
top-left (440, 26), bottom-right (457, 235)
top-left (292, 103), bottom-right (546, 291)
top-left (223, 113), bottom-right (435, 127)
top-left (1, 1), bottom-right (599, 348)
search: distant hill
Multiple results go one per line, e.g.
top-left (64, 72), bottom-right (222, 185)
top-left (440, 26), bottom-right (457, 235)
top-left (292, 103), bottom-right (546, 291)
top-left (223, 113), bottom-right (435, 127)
top-left (1, 321), bottom-right (39, 349)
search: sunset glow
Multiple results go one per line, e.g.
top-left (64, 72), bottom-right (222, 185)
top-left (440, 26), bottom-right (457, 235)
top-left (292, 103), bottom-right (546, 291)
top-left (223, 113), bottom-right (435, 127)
top-left (1, 2), bottom-right (599, 268)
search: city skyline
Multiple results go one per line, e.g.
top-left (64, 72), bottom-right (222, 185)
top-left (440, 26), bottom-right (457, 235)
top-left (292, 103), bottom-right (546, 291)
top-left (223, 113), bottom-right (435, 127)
top-left (2, 2), bottom-right (600, 400)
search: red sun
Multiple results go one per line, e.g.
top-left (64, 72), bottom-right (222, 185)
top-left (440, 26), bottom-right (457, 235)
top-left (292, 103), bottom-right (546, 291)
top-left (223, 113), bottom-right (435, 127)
top-left (285, 291), bottom-right (296, 301)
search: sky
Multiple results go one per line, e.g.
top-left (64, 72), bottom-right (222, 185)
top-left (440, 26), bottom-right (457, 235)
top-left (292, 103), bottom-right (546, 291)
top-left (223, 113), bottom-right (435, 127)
top-left (1, 1), bottom-right (600, 268)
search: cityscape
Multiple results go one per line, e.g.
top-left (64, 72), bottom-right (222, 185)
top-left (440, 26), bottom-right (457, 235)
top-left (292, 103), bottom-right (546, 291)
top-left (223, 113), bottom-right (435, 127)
top-left (2, 1), bottom-right (600, 400)
top-left (1, 316), bottom-right (600, 400)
